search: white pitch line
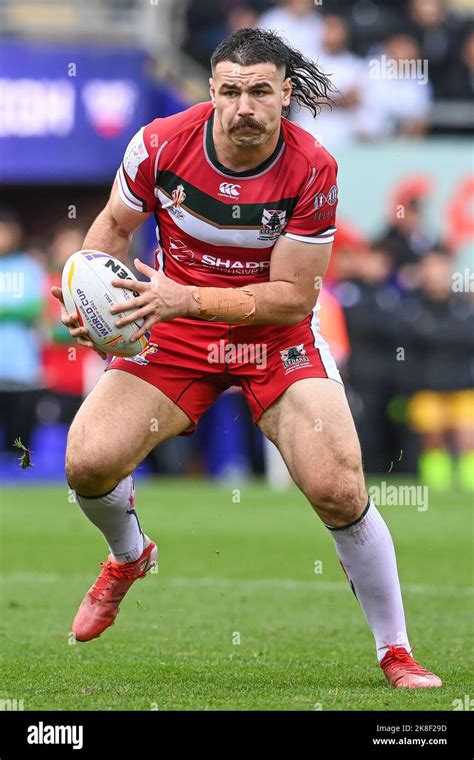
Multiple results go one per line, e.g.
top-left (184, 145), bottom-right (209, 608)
top-left (0, 573), bottom-right (472, 596)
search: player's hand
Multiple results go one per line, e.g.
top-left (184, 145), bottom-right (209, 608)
top-left (50, 286), bottom-right (107, 359)
top-left (110, 258), bottom-right (197, 341)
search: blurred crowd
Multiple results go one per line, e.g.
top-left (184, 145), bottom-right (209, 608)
top-left (1, 195), bottom-right (472, 490)
top-left (184, 0), bottom-right (474, 148)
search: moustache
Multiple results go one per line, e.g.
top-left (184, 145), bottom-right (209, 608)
top-left (230, 118), bottom-right (265, 132)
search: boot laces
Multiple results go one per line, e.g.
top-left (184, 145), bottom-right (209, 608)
top-left (89, 559), bottom-right (146, 601)
top-left (383, 645), bottom-right (431, 677)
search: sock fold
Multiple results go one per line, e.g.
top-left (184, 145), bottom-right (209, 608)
top-left (75, 476), bottom-right (144, 563)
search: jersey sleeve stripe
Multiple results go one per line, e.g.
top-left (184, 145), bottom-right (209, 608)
top-left (282, 228), bottom-right (336, 245)
top-left (304, 167), bottom-right (317, 191)
top-left (120, 164), bottom-right (149, 211)
top-left (154, 139), bottom-right (169, 179)
top-left (117, 165), bottom-right (147, 212)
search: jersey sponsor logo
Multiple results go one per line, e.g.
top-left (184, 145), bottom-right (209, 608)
top-left (314, 184), bottom-right (338, 210)
top-left (280, 344), bottom-right (312, 374)
top-left (168, 237), bottom-right (198, 266)
top-left (166, 241), bottom-right (270, 274)
top-left (201, 255), bottom-right (270, 274)
top-left (218, 182), bottom-right (241, 199)
top-left (124, 342), bottom-right (159, 366)
top-left (258, 209), bottom-right (287, 241)
top-left (123, 127), bottom-right (148, 181)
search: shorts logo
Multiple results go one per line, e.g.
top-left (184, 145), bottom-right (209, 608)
top-left (259, 209), bottom-right (287, 240)
top-left (280, 344), bottom-right (311, 374)
top-left (218, 182), bottom-right (241, 199)
top-left (124, 342), bottom-right (159, 366)
top-left (314, 185), bottom-right (338, 210)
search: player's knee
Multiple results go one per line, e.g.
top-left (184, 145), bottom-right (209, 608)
top-left (65, 437), bottom-right (120, 497)
top-left (304, 457), bottom-right (366, 523)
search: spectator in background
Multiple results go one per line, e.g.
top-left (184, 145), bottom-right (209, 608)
top-left (402, 251), bottom-right (474, 491)
top-left (40, 223), bottom-right (89, 428)
top-left (324, 222), bottom-right (370, 286)
top-left (363, 34), bottom-right (433, 138)
top-left (184, 0), bottom-right (231, 68)
top-left (334, 244), bottom-right (402, 472)
top-left (376, 196), bottom-right (437, 277)
top-left (184, 1), bottom-right (269, 68)
top-left (258, 0), bottom-right (323, 59)
top-left (227, 4), bottom-right (260, 34)
top-left (291, 15), bottom-right (370, 151)
top-left (0, 208), bottom-right (45, 456)
top-left (439, 26), bottom-right (474, 99)
top-left (405, 0), bottom-right (461, 98)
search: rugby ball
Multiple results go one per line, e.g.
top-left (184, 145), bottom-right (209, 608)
top-left (61, 250), bottom-right (148, 357)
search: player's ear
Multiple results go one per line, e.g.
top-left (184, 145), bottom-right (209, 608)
top-left (209, 77), bottom-right (216, 105)
top-left (282, 77), bottom-right (292, 108)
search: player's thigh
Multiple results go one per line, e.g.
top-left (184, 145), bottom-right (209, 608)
top-left (66, 368), bottom-right (191, 486)
top-left (258, 378), bottom-right (366, 518)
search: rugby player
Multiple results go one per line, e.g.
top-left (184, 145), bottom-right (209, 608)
top-left (52, 28), bottom-right (441, 688)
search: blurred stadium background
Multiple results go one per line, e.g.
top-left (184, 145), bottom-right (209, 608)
top-left (0, 0), bottom-right (473, 490)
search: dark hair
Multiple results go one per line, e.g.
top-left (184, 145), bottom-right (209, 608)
top-left (210, 27), bottom-right (335, 118)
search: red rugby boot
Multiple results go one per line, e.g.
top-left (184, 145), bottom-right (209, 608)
top-left (380, 645), bottom-right (443, 688)
top-left (72, 535), bottom-right (158, 642)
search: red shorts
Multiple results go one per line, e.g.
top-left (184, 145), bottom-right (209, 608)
top-left (107, 316), bottom-right (342, 432)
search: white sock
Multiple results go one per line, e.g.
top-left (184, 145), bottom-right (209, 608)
top-left (75, 476), bottom-right (144, 563)
top-left (326, 500), bottom-right (410, 661)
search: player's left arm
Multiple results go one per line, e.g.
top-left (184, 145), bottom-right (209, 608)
top-left (112, 237), bottom-right (331, 336)
top-left (244, 235), bottom-right (331, 325)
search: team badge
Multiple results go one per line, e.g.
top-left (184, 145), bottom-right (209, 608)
top-left (280, 344), bottom-right (311, 374)
top-left (258, 209), bottom-right (287, 241)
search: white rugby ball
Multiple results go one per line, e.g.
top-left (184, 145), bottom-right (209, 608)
top-left (61, 250), bottom-right (148, 357)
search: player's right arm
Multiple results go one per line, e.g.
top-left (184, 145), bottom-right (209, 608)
top-left (51, 124), bottom-right (158, 351)
top-left (51, 182), bottom-right (151, 352)
top-left (81, 180), bottom-right (152, 264)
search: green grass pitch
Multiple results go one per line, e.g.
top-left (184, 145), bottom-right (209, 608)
top-left (0, 478), bottom-right (472, 711)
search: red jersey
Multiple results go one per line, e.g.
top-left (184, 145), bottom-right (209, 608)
top-left (111, 103), bottom-right (342, 428)
top-left (117, 102), bottom-right (338, 292)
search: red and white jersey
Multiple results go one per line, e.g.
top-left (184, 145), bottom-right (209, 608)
top-left (117, 102), bottom-right (338, 289)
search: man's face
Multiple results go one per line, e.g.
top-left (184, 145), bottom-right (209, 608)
top-left (210, 62), bottom-right (292, 149)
